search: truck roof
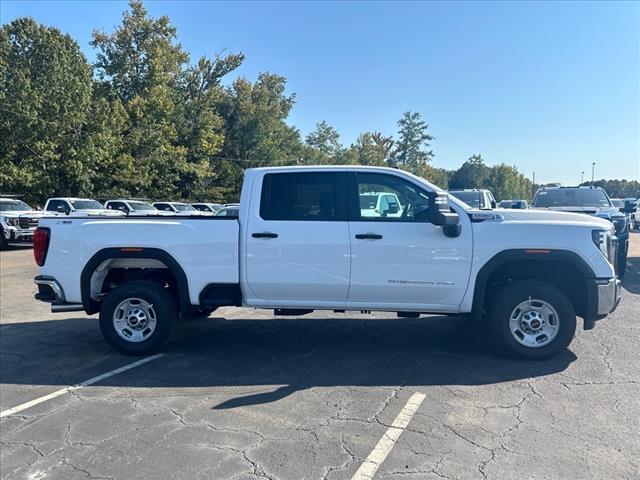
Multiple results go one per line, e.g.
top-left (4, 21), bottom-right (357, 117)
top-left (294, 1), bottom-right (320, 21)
top-left (47, 197), bottom-right (97, 201)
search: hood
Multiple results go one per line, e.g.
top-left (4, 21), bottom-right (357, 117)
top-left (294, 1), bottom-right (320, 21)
top-left (1, 210), bottom-right (49, 218)
top-left (495, 208), bottom-right (612, 229)
top-left (541, 206), bottom-right (621, 219)
top-left (69, 209), bottom-right (125, 216)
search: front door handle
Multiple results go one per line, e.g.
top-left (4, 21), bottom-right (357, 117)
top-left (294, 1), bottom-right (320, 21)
top-left (252, 232), bottom-right (278, 239)
top-left (355, 233), bottom-right (383, 240)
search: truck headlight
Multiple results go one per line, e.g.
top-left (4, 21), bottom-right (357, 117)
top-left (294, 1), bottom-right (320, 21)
top-left (592, 229), bottom-right (616, 263)
top-left (3, 217), bottom-right (19, 227)
top-left (592, 229), bottom-right (608, 256)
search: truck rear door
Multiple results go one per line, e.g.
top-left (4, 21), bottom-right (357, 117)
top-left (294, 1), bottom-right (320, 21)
top-left (244, 171), bottom-right (351, 306)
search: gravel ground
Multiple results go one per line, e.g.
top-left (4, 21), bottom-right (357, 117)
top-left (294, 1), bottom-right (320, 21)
top-left (1, 233), bottom-right (639, 480)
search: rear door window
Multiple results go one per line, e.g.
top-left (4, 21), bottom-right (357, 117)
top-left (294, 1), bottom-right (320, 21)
top-left (260, 172), bottom-right (346, 221)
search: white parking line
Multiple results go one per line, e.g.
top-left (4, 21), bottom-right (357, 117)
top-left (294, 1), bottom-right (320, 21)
top-left (0, 353), bottom-right (164, 418)
top-left (351, 391), bottom-right (426, 480)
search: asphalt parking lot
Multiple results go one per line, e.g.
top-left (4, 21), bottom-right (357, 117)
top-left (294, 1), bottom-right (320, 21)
top-left (1, 235), bottom-right (639, 480)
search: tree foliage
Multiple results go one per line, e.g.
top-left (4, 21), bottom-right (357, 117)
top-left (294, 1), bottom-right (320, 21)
top-left (1, 1), bottom-right (541, 205)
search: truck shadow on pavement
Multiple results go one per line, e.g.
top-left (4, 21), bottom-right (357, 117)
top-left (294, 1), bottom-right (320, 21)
top-left (0, 314), bottom-right (576, 408)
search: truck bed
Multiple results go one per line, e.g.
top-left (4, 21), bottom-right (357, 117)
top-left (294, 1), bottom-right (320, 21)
top-left (38, 216), bottom-right (239, 305)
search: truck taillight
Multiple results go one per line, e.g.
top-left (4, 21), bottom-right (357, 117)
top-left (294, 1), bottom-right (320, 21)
top-left (33, 227), bottom-right (50, 266)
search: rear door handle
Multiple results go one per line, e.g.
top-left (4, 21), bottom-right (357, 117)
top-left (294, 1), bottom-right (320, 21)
top-left (355, 233), bottom-right (383, 240)
top-left (252, 232), bottom-right (278, 239)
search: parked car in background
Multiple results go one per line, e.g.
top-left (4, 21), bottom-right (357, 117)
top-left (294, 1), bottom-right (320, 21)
top-left (191, 203), bottom-right (223, 214)
top-left (622, 198), bottom-right (639, 230)
top-left (498, 199), bottom-right (529, 209)
top-left (34, 165), bottom-right (621, 359)
top-left (448, 189), bottom-right (497, 210)
top-left (105, 199), bottom-right (172, 216)
top-left (44, 198), bottom-right (124, 217)
top-left (152, 202), bottom-right (204, 215)
top-left (0, 197), bottom-right (48, 249)
top-left (532, 186), bottom-right (629, 276)
top-left (215, 205), bottom-right (239, 217)
top-left (359, 192), bottom-right (403, 218)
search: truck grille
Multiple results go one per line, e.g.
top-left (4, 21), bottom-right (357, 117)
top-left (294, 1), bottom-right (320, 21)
top-left (18, 217), bottom-right (39, 229)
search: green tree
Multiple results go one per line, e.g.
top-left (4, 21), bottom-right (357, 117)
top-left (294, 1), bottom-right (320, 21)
top-left (0, 17), bottom-right (92, 204)
top-left (215, 73), bottom-right (303, 198)
top-left (347, 131), bottom-right (393, 166)
top-left (390, 111), bottom-right (433, 168)
top-left (487, 163), bottom-right (531, 201)
top-left (305, 120), bottom-right (342, 161)
top-left (449, 154), bottom-right (490, 190)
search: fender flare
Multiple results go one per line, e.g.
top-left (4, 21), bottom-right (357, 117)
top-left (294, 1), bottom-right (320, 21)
top-left (470, 249), bottom-right (596, 320)
top-left (80, 247), bottom-right (190, 315)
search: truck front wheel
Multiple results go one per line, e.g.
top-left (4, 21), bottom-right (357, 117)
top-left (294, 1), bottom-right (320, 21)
top-left (489, 279), bottom-right (576, 360)
top-left (99, 280), bottom-right (176, 355)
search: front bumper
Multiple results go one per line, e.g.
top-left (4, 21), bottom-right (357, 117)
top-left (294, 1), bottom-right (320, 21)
top-left (596, 278), bottom-right (622, 316)
top-left (2, 226), bottom-right (36, 243)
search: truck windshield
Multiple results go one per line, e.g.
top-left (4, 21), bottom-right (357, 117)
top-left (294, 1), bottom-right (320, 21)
top-left (128, 201), bottom-right (156, 211)
top-left (533, 189), bottom-right (611, 208)
top-left (449, 191), bottom-right (481, 208)
top-left (0, 200), bottom-right (33, 211)
top-left (173, 203), bottom-right (197, 211)
top-left (69, 200), bottom-right (104, 209)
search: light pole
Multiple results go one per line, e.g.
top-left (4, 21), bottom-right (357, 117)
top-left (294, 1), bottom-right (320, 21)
top-left (591, 162), bottom-right (595, 187)
top-left (581, 171), bottom-right (584, 184)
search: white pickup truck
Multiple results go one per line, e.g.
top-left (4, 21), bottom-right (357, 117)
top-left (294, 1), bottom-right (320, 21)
top-left (33, 166), bottom-right (621, 359)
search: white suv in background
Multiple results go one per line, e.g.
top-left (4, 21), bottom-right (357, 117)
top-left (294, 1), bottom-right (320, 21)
top-left (104, 199), bottom-right (173, 216)
top-left (359, 192), bottom-right (403, 218)
top-left (44, 198), bottom-right (124, 217)
top-left (152, 202), bottom-right (207, 216)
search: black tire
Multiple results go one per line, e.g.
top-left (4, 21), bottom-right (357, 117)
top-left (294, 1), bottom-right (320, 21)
top-left (99, 280), bottom-right (177, 355)
top-left (0, 230), bottom-right (7, 250)
top-left (488, 279), bottom-right (576, 360)
top-left (617, 242), bottom-right (628, 278)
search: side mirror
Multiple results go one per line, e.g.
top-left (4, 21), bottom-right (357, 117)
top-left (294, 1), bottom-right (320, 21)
top-left (427, 192), bottom-right (460, 238)
top-left (491, 200), bottom-right (497, 209)
top-left (56, 205), bottom-right (65, 213)
top-left (388, 204), bottom-right (399, 215)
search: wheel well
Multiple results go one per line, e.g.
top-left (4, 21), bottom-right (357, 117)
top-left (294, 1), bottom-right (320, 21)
top-left (479, 259), bottom-right (589, 319)
top-left (97, 260), bottom-right (178, 303)
top-left (81, 248), bottom-right (191, 315)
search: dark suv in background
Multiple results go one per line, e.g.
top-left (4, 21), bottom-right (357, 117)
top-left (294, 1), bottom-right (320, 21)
top-left (448, 189), bottom-right (497, 210)
top-left (532, 186), bottom-right (629, 276)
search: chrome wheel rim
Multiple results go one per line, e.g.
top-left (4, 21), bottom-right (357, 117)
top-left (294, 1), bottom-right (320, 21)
top-left (113, 298), bottom-right (157, 343)
top-left (509, 298), bottom-right (559, 348)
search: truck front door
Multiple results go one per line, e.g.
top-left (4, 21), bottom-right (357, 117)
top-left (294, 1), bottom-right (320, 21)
top-left (347, 172), bottom-right (473, 312)
top-left (244, 171), bottom-right (351, 306)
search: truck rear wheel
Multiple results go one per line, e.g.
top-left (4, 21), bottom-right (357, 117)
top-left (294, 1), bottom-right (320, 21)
top-left (488, 279), bottom-right (576, 360)
top-left (99, 280), bottom-right (176, 355)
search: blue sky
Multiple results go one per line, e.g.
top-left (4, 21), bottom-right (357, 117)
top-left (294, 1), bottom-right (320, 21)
top-left (2, 0), bottom-right (638, 185)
